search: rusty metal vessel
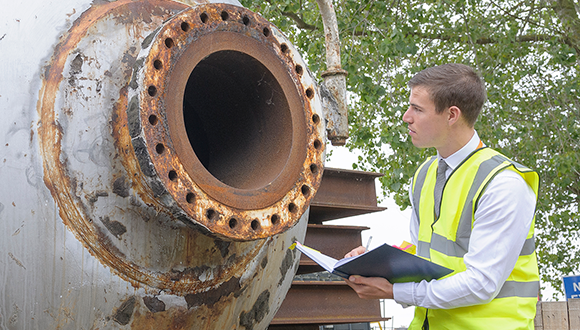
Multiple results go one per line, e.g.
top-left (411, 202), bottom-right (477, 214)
top-left (0, 0), bottom-right (325, 328)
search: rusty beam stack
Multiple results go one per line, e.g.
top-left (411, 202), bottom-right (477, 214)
top-left (271, 168), bottom-right (389, 329)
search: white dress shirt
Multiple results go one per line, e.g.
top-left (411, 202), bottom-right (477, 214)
top-left (393, 131), bottom-right (537, 309)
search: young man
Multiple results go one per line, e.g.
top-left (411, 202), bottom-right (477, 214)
top-left (344, 64), bottom-right (540, 329)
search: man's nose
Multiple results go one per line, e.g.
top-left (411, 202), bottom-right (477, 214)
top-left (402, 107), bottom-right (412, 123)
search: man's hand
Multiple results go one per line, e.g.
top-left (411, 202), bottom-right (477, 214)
top-left (344, 245), bottom-right (366, 258)
top-left (344, 275), bottom-right (394, 300)
top-left (343, 246), bottom-right (394, 300)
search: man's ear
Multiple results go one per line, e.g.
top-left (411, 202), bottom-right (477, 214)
top-left (447, 106), bottom-right (462, 125)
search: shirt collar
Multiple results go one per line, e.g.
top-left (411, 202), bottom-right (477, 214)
top-left (437, 131), bottom-right (483, 171)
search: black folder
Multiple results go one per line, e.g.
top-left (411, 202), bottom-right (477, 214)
top-left (295, 242), bottom-right (453, 283)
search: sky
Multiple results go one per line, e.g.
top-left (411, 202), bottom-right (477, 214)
top-left (325, 144), bottom-right (416, 329)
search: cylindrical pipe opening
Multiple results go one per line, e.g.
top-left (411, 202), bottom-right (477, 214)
top-left (133, 5), bottom-right (323, 238)
top-left (183, 50), bottom-right (293, 190)
top-left (163, 30), bottom-right (309, 210)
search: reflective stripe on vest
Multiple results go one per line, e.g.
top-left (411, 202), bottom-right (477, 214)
top-left (417, 233), bottom-right (536, 259)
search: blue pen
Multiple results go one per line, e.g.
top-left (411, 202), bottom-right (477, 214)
top-left (365, 236), bottom-right (373, 252)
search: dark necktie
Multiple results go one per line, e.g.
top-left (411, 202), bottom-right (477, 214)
top-left (434, 159), bottom-right (448, 218)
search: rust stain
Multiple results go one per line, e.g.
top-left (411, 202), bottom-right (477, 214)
top-left (8, 252), bottom-right (26, 270)
top-left (176, 0), bottom-right (210, 6)
top-left (111, 78), bottom-right (269, 296)
top-left (184, 276), bottom-right (241, 309)
top-left (112, 79), bottom-right (269, 293)
top-left (111, 88), bottom-right (169, 214)
top-left (9, 304), bottom-right (20, 325)
top-left (130, 290), bottom-right (245, 330)
top-left (130, 306), bottom-right (194, 330)
top-left (129, 4), bottom-right (325, 241)
top-left (11, 223), bottom-right (24, 236)
top-left (36, 0), bottom-right (203, 293)
top-left (35, 9), bottom-right (313, 329)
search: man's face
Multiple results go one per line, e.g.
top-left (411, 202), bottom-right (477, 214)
top-left (402, 86), bottom-right (449, 149)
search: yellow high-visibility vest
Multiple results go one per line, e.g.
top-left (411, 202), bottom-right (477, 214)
top-left (409, 147), bottom-right (540, 330)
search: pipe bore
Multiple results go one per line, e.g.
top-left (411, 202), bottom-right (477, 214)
top-left (183, 50), bottom-right (292, 190)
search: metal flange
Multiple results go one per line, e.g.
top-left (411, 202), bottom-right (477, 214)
top-left (128, 3), bottom-right (325, 241)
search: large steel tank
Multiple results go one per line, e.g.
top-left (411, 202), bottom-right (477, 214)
top-left (0, 0), bottom-right (325, 328)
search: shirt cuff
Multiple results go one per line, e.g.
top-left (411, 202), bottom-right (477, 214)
top-left (393, 282), bottom-right (416, 307)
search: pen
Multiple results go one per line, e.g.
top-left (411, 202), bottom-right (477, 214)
top-left (365, 236), bottom-right (372, 252)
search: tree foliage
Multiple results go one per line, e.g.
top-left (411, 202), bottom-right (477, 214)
top-left (241, 0), bottom-right (580, 298)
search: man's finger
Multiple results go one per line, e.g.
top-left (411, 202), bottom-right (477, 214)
top-left (344, 246), bottom-right (366, 258)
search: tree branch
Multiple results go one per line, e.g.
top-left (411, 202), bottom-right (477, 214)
top-left (551, 0), bottom-right (580, 54)
top-left (349, 27), bottom-right (571, 48)
top-left (280, 11), bottom-right (317, 30)
top-left (261, 0), bottom-right (317, 31)
top-left (488, 0), bottom-right (551, 30)
top-left (470, 34), bottom-right (561, 44)
top-left (275, 1), bottom-right (577, 52)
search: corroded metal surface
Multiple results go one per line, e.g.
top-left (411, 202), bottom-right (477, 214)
top-left (309, 167), bottom-right (386, 223)
top-left (0, 0), bottom-right (323, 329)
top-left (297, 224), bottom-right (367, 275)
top-left (274, 168), bottom-right (389, 327)
top-left (271, 281), bottom-right (389, 325)
top-left (128, 4), bottom-right (325, 240)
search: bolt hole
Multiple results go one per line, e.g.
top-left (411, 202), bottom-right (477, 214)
top-left (153, 60), bottom-right (162, 70)
top-left (221, 11), bottom-right (229, 21)
top-left (310, 164), bottom-right (319, 174)
top-left (200, 12), bottom-right (209, 23)
top-left (281, 43), bottom-right (288, 53)
top-left (165, 38), bottom-right (174, 48)
top-left (313, 139), bottom-right (322, 150)
top-left (168, 170), bottom-right (178, 181)
top-left (288, 203), bottom-right (298, 213)
top-left (229, 218), bottom-right (237, 229)
top-left (263, 27), bottom-right (270, 37)
top-left (148, 115), bottom-right (158, 125)
top-left (242, 15), bottom-right (250, 26)
top-left (312, 114), bottom-right (320, 124)
top-left (181, 22), bottom-right (190, 32)
top-left (206, 209), bottom-right (218, 221)
top-left (271, 214), bottom-right (279, 225)
top-left (301, 185), bottom-right (311, 197)
top-left (155, 143), bottom-right (165, 154)
top-left (148, 85), bottom-right (157, 97)
top-left (306, 88), bottom-right (314, 99)
top-left (186, 192), bottom-right (195, 204)
top-left (295, 64), bottom-right (303, 75)
top-left (251, 219), bottom-right (260, 231)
